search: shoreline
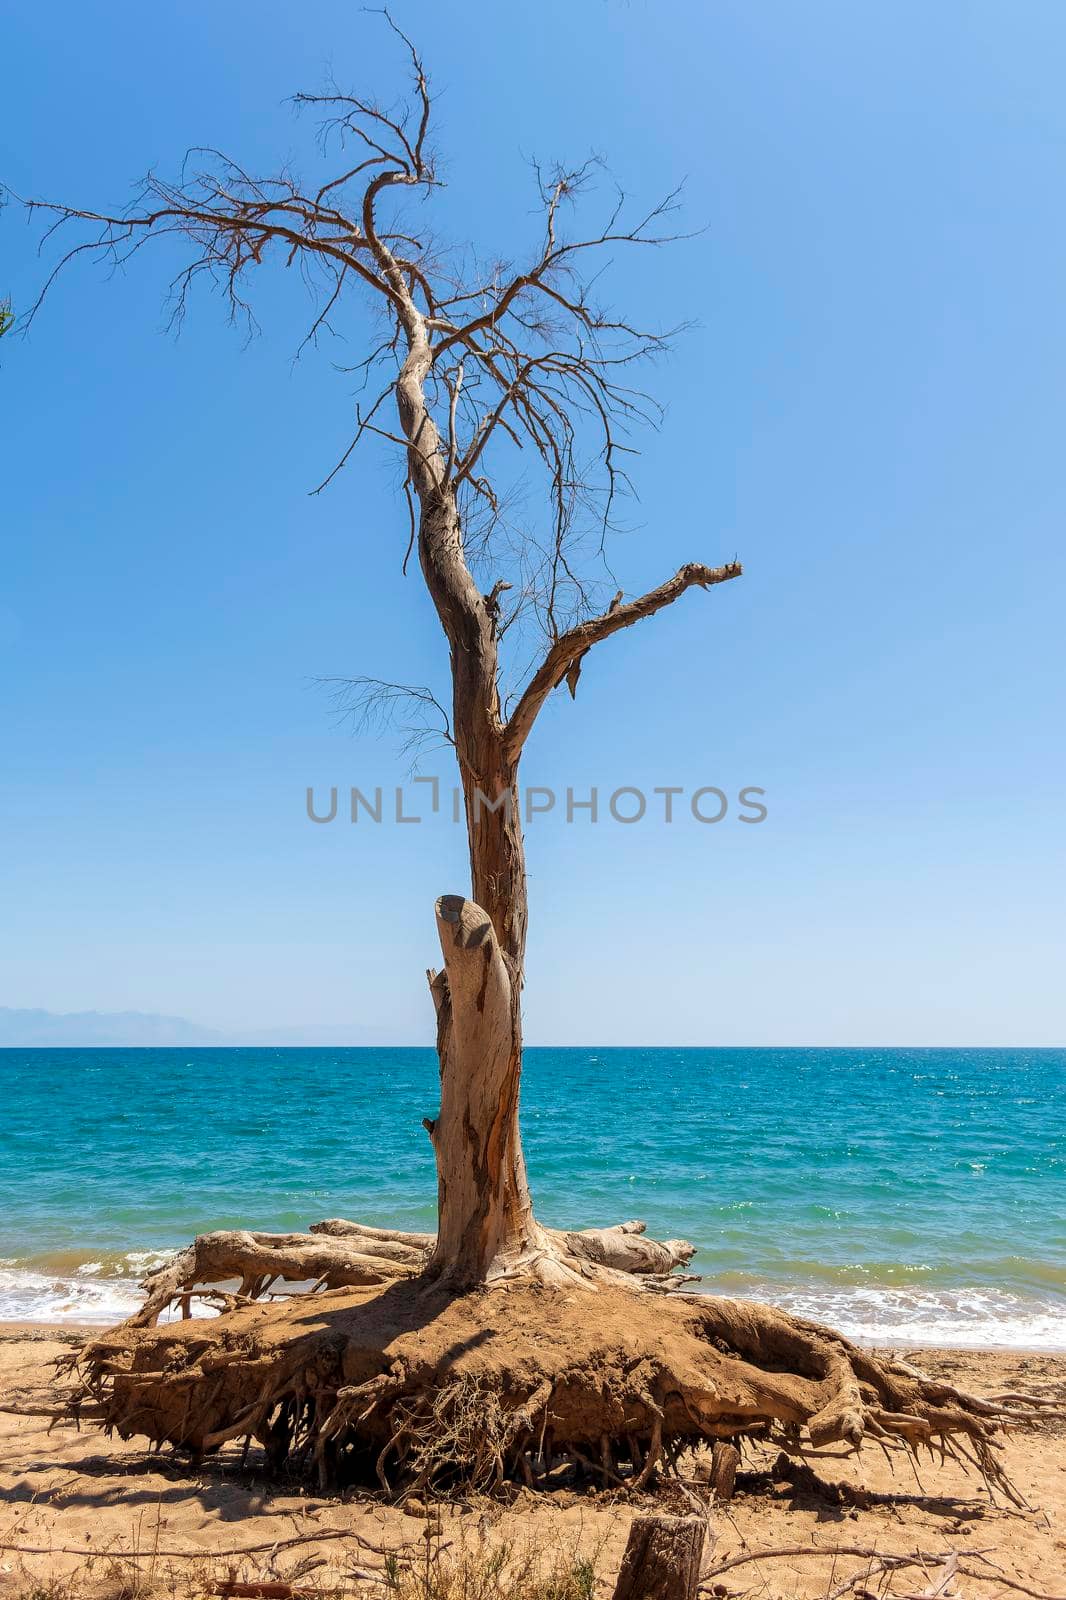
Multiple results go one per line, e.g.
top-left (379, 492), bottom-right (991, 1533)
top-left (3, 1314), bottom-right (1065, 1356)
top-left (8, 1292), bottom-right (1062, 1356)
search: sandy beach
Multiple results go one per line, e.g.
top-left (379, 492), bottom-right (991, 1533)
top-left (1, 1326), bottom-right (1062, 1598)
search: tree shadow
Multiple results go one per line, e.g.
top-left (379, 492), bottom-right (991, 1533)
top-left (738, 1461), bottom-right (994, 1528)
top-left (0, 1437), bottom-right (377, 1521)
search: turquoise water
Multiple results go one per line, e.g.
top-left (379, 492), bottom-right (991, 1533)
top-left (1, 1046), bottom-right (1063, 1345)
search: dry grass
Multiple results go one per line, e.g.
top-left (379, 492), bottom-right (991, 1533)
top-left (6, 1565), bottom-right (172, 1600)
top-left (2, 1522), bottom-right (602, 1600)
top-left (378, 1525), bottom-right (599, 1600)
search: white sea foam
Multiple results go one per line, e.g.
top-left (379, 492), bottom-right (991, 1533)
top-left (0, 1251), bottom-right (212, 1325)
top-left (0, 1265), bottom-right (148, 1324)
top-left (3, 1256), bottom-right (1064, 1347)
top-left (726, 1281), bottom-right (1066, 1350)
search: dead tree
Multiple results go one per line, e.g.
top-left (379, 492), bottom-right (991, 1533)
top-left (14, 17), bottom-right (1056, 1495)
top-left (19, 17), bottom-right (735, 1291)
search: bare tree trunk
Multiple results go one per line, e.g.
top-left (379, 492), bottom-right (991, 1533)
top-left (413, 474), bottom-right (541, 1284)
top-left (465, 769), bottom-right (528, 968)
top-left (425, 893), bottom-right (541, 1285)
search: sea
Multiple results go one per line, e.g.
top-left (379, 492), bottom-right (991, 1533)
top-left (1, 1046), bottom-right (1062, 1348)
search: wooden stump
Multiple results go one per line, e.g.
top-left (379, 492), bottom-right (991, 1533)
top-left (611, 1513), bottom-right (707, 1600)
top-left (709, 1440), bottom-right (740, 1500)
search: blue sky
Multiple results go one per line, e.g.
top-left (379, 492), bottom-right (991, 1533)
top-left (3, 0), bottom-right (1064, 1045)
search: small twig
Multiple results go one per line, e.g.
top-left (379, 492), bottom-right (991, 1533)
top-left (0, 1528), bottom-right (387, 1562)
top-left (699, 1545), bottom-right (1066, 1600)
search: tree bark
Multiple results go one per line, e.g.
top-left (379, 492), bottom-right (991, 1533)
top-left (425, 893), bottom-right (544, 1286)
top-left (708, 1440), bottom-right (740, 1501)
top-left (411, 470), bottom-right (538, 1281)
top-left (611, 1514), bottom-right (708, 1600)
top-left (464, 769), bottom-right (527, 969)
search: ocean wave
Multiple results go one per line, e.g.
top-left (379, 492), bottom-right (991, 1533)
top-left (0, 1265), bottom-right (149, 1324)
top-left (0, 1249), bottom-right (209, 1325)
top-left (717, 1280), bottom-right (1066, 1350)
top-left (2, 1256), bottom-right (1065, 1347)
top-left (5, 1247), bottom-right (177, 1280)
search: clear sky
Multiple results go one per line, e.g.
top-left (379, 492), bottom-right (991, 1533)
top-left (3, 0), bottom-right (1064, 1045)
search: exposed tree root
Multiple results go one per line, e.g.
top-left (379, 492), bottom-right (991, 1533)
top-left (315, 1213), bottom-right (697, 1280)
top-left (126, 1217), bottom-right (697, 1329)
top-left (64, 1275), bottom-right (1057, 1505)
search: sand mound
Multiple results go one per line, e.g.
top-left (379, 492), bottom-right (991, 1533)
top-left (70, 1277), bottom-right (1048, 1499)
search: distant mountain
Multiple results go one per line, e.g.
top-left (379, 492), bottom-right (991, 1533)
top-left (0, 1008), bottom-right (419, 1048)
top-left (0, 1007), bottom-right (226, 1047)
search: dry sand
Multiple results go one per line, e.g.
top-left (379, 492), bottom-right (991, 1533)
top-left (0, 1326), bottom-right (1063, 1597)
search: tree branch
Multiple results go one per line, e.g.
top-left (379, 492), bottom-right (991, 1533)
top-left (503, 559), bottom-right (742, 762)
top-left (15, 19), bottom-right (730, 740)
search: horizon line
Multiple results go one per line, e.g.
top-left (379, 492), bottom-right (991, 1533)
top-left (2, 1041), bottom-right (1063, 1052)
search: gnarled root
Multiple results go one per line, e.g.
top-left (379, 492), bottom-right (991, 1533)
top-left (68, 1278), bottom-right (1057, 1503)
top-left (129, 1217), bottom-right (697, 1328)
top-left (313, 1214), bottom-right (695, 1277)
top-left (127, 1227), bottom-right (421, 1329)
top-left (558, 1220), bottom-right (695, 1277)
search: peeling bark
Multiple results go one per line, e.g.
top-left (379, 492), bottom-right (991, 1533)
top-left (424, 894), bottom-right (544, 1286)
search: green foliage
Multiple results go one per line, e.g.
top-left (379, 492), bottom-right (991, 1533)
top-left (0, 299), bottom-right (13, 337)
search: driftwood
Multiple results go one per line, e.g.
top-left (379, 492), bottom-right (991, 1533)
top-left (612, 1514), bottom-right (708, 1600)
top-left (213, 1585), bottom-right (316, 1600)
top-left (698, 1543), bottom-right (1066, 1600)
